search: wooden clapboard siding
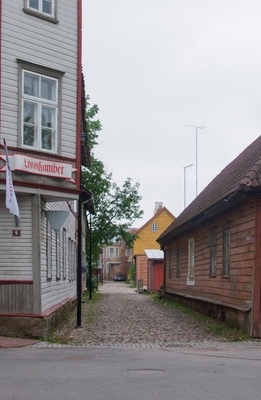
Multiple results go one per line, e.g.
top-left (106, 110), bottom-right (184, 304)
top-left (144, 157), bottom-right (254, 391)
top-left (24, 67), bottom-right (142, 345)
top-left (0, 194), bottom-right (33, 280)
top-left (1, 0), bottom-right (78, 159)
top-left (133, 208), bottom-right (175, 256)
top-left (165, 200), bottom-right (256, 310)
top-left (0, 282), bottom-right (33, 314)
top-left (40, 201), bottom-right (77, 312)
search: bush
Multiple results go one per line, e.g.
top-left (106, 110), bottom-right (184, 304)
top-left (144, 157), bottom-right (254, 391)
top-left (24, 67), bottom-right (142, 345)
top-left (129, 264), bottom-right (135, 281)
top-left (86, 275), bottom-right (98, 292)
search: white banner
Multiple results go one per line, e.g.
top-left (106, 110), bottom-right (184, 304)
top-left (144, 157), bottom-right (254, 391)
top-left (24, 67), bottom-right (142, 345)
top-left (3, 140), bottom-right (20, 219)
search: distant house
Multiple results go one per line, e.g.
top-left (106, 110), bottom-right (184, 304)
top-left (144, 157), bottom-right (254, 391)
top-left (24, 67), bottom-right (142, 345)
top-left (133, 203), bottom-right (175, 288)
top-left (158, 136), bottom-right (261, 337)
top-left (100, 228), bottom-right (138, 281)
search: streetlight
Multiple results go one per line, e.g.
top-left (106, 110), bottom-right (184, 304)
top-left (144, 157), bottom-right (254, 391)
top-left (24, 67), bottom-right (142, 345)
top-left (183, 164), bottom-right (194, 208)
top-left (186, 125), bottom-right (205, 196)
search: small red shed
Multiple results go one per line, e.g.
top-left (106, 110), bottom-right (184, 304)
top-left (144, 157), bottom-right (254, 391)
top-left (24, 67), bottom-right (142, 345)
top-left (145, 249), bottom-right (164, 293)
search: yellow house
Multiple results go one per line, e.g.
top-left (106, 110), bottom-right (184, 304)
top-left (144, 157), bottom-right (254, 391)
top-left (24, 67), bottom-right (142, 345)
top-left (133, 203), bottom-right (175, 288)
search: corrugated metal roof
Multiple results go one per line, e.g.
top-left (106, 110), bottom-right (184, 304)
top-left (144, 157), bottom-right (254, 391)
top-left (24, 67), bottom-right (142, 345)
top-left (144, 249), bottom-right (164, 259)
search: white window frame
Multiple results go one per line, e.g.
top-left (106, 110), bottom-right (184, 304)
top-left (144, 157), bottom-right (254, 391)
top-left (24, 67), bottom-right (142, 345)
top-left (188, 238), bottom-right (195, 279)
top-left (56, 231), bottom-right (61, 279)
top-left (18, 60), bottom-right (64, 154)
top-left (68, 238), bottom-right (72, 281)
top-left (24, 0), bottom-right (57, 19)
top-left (109, 247), bottom-right (114, 258)
top-left (62, 228), bottom-right (66, 279)
top-left (22, 69), bottom-right (58, 152)
top-left (72, 241), bottom-right (76, 280)
top-left (47, 222), bottom-right (52, 279)
top-left (152, 223), bottom-right (158, 232)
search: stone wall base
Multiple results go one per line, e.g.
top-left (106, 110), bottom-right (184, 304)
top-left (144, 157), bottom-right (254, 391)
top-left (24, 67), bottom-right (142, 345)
top-left (0, 297), bottom-right (77, 339)
top-left (164, 291), bottom-right (253, 337)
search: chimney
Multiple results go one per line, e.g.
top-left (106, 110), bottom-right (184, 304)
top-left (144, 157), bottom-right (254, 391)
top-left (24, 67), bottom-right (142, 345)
top-left (154, 202), bottom-right (163, 214)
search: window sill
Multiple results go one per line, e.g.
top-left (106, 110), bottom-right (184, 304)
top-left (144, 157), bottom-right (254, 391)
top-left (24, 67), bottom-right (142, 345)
top-left (23, 8), bottom-right (59, 24)
top-left (186, 276), bottom-right (195, 286)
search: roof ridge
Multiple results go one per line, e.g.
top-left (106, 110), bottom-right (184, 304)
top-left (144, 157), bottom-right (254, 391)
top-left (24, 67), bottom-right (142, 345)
top-left (240, 158), bottom-right (261, 187)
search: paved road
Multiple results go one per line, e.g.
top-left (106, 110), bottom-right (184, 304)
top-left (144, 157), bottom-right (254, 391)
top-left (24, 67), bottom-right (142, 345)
top-left (36, 281), bottom-right (261, 350)
top-left (2, 282), bottom-right (261, 400)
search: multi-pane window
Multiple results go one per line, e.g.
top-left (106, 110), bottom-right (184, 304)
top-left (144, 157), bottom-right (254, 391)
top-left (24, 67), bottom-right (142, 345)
top-left (68, 238), bottom-right (72, 281)
top-left (188, 238), bottom-right (195, 278)
top-left (26, 0), bottom-right (55, 17)
top-left (209, 234), bottom-right (217, 276)
top-left (152, 223), bottom-right (158, 232)
top-left (223, 229), bottom-right (230, 276)
top-left (46, 222), bottom-right (52, 279)
top-left (56, 231), bottom-right (61, 279)
top-left (62, 228), bottom-right (66, 279)
top-left (22, 70), bottom-right (58, 152)
top-left (107, 247), bottom-right (119, 258)
top-left (176, 246), bottom-right (180, 277)
top-left (72, 241), bottom-right (76, 280)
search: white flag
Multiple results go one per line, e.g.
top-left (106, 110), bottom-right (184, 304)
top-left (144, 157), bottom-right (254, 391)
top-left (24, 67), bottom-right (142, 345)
top-left (3, 139), bottom-right (20, 219)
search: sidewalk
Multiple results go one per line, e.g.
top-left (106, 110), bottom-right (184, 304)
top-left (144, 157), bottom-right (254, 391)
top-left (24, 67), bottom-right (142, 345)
top-left (0, 336), bottom-right (39, 349)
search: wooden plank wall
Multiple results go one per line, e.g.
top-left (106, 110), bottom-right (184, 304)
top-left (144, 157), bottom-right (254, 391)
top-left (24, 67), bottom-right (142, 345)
top-left (0, 283), bottom-right (33, 314)
top-left (165, 199), bottom-right (256, 310)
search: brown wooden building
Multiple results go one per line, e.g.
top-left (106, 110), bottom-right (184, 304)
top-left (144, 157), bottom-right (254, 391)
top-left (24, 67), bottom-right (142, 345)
top-left (157, 136), bottom-right (261, 337)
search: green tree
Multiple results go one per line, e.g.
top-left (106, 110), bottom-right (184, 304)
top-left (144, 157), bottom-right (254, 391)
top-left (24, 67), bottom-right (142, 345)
top-left (82, 96), bottom-right (143, 263)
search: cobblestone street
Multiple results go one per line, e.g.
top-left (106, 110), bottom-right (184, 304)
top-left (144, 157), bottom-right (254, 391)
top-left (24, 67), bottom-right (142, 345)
top-left (39, 281), bottom-right (261, 350)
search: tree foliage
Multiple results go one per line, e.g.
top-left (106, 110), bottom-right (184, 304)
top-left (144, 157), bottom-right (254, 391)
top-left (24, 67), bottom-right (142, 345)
top-left (82, 96), bottom-right (143, 263)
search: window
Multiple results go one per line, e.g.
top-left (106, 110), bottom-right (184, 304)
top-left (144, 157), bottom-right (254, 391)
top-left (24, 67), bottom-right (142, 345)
top-left (209, 234), bottom-right (217, 276)
top-left (46, 222), bottom-right (52, 279)
top-left (168, 248), bottom-right (172, 278)
top-left (109, 247), bottom-right (114, 258)
top-left (115, 247), bottom-right (119, 258)
top-left (72, 241), bottom-right (76, 280)
top-left (56, 231), bottom-right (61, 279)
top-left (68, 238), bottom-right (72, 281)
top-left (152, 223), bottom-right (158, 232)
top-left (176, 246), bottom-right (180, 277)
top-left (22, 70), bottom-right (58, 152)
top-left (62, 228), bottom-right (66, 279)
top-left (24, 0), bottom-right (57, 19)
top-left (188, 238), bottom-right (195, 278)
top-left (223, 229), bottom-right (230, 276)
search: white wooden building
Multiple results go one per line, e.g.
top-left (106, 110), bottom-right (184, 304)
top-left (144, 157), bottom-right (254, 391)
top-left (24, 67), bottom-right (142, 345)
top-left (0, 0), bottom-right (89, 337)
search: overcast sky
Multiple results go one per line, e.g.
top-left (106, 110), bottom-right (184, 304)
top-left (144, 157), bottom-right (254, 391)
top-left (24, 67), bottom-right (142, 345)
top-left (82, 0), bottom-right (261, 227)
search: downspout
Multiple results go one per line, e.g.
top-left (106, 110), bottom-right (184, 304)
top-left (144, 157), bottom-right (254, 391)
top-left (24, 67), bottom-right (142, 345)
top-left (0, 0), bottom-right (2, 139)
top-left (76, 0), bottom-right (82, 189)
top-left (76, 0), bottom-right (83, 326)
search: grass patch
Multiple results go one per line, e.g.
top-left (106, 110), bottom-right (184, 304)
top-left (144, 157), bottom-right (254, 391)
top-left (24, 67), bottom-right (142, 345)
top-left (125, 280), bottom-right (136, 288)
top-left (84, 290), bottom-right (100, 325)
top-left (46, 291), bottom-right (101, 344)
top-left (151, 293), bottom-right (250, 341)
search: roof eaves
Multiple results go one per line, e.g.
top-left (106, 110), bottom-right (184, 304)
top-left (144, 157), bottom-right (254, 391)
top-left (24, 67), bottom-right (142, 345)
top-left (157, 190), bottom-right (247, 244)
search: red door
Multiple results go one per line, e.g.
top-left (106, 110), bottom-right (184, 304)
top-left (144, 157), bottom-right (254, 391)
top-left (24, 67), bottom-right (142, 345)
top-left (153, 262), bottom-right (164, 292)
